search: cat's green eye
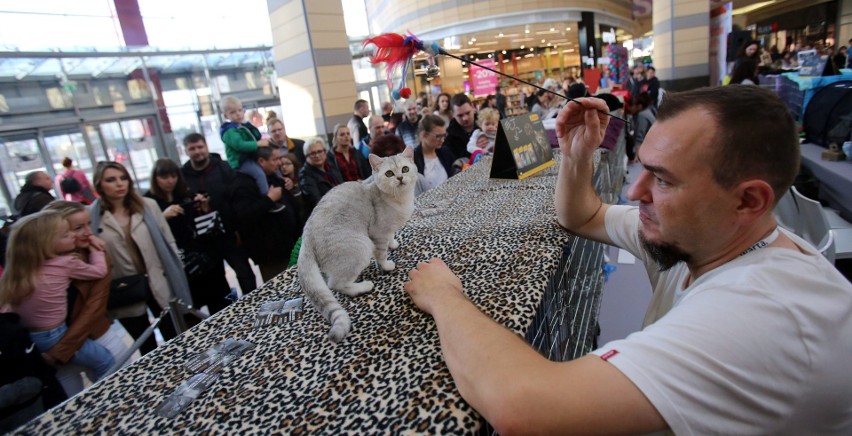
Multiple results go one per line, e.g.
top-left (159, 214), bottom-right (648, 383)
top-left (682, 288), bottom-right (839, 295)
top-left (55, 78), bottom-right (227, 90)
top-left (385, 170), bottom-right (394, 177)
top-left (401, 166), bottom-right (409, 173)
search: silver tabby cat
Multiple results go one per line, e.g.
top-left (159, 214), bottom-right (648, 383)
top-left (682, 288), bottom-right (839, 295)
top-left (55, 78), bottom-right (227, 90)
top-left (298, 147), bottom-right (417, 343)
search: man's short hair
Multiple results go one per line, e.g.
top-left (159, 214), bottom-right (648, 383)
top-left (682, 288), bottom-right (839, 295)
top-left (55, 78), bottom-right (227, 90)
top-left (450, 93), bottom-right (471, 108)
top-left (24, 171), bottom-right (44, 186)
top-left (656, 86), bottom-right (799, 203)
top-left (183, 133), bottom-right (207, 147)
top-left (648, 66), bottom-right (656, 72)
top-left (354, 99), bottom-right (369, 111)
top-left (257, 144), bottom-right (278, 160)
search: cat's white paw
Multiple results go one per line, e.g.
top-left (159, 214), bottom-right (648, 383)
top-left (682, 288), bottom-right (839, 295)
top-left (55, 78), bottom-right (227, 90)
top-left (378, 259), bottom-right (396, 272)
top-left (340, 280), bottom-right (374, 296)
top-left (388, 238), bottom-right (400, 250)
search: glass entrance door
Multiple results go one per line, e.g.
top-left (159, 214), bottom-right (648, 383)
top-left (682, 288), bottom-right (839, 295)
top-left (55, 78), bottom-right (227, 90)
top-left (0, 132), bottom-right (51, 214)
top-left (92, 118), bottom-right (159, 190)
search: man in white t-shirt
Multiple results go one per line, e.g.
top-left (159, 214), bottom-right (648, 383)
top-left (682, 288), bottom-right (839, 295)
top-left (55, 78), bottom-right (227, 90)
top-left (403, 86), bottom-right (852, 434)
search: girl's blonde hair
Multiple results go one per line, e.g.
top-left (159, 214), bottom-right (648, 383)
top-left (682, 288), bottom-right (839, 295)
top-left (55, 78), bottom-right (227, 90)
top-left (0, 210), bottom-right (66, 306)
top-left (477, 108), bottom-right (500, 127)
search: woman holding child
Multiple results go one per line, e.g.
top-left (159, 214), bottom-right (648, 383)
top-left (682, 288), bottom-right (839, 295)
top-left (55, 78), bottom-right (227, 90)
top-left (0, 211), bottom-right (114, 387)
top-left (90, 161), bottom-right (191, 355)
top-left (41, 201), bottom-right (135, 395)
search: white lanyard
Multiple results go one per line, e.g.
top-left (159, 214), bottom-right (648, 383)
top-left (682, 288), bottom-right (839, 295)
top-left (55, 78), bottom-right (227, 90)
top-left (739, 227), bottom-right (781, 258)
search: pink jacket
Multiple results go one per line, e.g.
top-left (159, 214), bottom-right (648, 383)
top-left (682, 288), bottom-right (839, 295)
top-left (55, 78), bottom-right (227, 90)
top-left (15, 251), bottom-right (107, 330)
top-left (56, 169), bottom-right (97, 203)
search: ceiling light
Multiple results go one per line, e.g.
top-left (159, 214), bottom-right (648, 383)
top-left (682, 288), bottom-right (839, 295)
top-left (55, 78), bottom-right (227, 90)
top-left (488, 54), bottom-right (493, 58)
top-left (566, 27), bottom-right (571, 31)
top-left (471, 37), bottom-right (477, 42)
top-left (549, 27), bottom-right (555, 32)
top-left (541, 39), bottom-right (546, 43)
top-left (468, 40), bottom-right (473, 45)
top-left (530, 48), bottom-right (534, 52)
top-left (520, 45), bottom-right (525, 49)
top-left (732, 0), bottom-right (776, 15)
top-left (547, 43), bottom-right (552, 47)
top-left (502, 50), bottom-right (506, 54)
top-left (525, 29), bottom-right (530, 34)
top-left (498, 33), bottom-right (504, 37)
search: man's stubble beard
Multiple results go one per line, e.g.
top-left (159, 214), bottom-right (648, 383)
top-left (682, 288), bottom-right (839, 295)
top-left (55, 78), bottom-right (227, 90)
top-left (638, 228), bottom-right (691, 272)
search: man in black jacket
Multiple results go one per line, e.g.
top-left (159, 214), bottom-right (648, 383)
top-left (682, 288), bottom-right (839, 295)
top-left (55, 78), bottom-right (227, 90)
top-left (14, 171), bottom-right (55, 217)
top-left (230, 146), bottom-right (301, 282)
top-left (181, 133), bottom-right (259, 295)
top-left (445, 93), bottom-right (485, 160)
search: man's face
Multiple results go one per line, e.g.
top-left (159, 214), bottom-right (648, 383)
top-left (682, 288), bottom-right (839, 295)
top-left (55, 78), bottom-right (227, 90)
top-left (269, 121), bottom-right (287, 143)
top-left (453, 103), bottom-right (475, 130)
top-left (634, 66), bottom-right (644, 79)
top-left (647, 69), bottom-right (656, 79)
top-left (369, 118), bottom-right (385, 138)
top-left (359, 103), bottom-right (371, 117)
top-left (185, 140), bottom-right (210, 167)
top-left (405, 103), bottom-right (418, 122)
top-left (627, 108), bottom-right (739, 271)
top-left (34, 172), bottom-right (52, 190)
top-left (258, 148), bottom-right (281, 175)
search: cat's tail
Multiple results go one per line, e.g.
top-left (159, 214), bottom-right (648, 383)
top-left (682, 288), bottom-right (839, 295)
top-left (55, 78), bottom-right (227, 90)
top-left (297, 245), bottom-right (351, 343)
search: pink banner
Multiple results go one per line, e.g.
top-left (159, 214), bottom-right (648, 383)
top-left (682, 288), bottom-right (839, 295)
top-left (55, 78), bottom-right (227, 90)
top-left (470, 59), bottom-right (498, 97)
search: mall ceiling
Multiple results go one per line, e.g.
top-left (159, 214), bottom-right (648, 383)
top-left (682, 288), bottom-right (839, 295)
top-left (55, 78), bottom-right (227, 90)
top-left (425, 0), bottom-right (826, 59)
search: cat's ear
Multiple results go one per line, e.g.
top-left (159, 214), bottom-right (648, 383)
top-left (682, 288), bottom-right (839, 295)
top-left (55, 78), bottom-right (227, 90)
top-left (369, 154), bottom-right (383, 171)
top-left (402, 146), bottom-right (414, 159)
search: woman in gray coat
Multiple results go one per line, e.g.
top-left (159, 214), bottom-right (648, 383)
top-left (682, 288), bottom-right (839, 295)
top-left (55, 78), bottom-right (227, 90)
top-left (90, 161), bottom-right (191, 355)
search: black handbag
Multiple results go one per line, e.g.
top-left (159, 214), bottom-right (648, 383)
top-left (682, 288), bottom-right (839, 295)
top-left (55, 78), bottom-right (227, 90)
top-left (182, 250), bottom-right (215, 280)
top-left (108, 274), bottom-right (149, 310)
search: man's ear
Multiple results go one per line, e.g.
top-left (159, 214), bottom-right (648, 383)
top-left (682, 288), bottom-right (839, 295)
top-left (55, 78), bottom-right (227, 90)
top-left (734, 179), bottom-right (775, 225)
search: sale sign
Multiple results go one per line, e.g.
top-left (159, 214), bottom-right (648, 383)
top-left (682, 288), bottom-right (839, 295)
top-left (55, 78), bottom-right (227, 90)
top-left (470, 59), bottom-right (498, 97)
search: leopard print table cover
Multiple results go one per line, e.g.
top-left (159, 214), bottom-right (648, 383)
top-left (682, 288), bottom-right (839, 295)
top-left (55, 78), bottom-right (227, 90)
top-left (16, 156), bottom-right (581, 435)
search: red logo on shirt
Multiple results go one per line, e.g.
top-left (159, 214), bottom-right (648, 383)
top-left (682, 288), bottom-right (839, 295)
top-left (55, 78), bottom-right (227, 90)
top-left (600, 350), bottom-right (619, 361)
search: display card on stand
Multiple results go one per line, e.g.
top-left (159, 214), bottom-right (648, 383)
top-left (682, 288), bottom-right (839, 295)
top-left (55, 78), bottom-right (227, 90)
top-left (490, 112), bottom-right (556, 180)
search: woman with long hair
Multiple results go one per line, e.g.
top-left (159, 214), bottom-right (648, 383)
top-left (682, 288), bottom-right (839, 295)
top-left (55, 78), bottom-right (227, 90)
top-left (90, 161), bottom-right (191, 355)
top-left (42, 200), bottom-right (136, 395)
top-left (299, 137), bottom-right (344, 213)
top-left (432, 92), bottom-right (452, 125)
top-left (144, 159), bottom-right (231, 317)
top-left (330, 124), bottom-right (371, 182)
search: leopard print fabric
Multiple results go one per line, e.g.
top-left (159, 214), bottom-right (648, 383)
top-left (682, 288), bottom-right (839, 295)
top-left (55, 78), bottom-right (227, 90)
top-left (16, 156), bottom-right (578, 434)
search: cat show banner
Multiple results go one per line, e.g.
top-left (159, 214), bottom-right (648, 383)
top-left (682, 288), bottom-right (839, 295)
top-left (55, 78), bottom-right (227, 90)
top-left (489, 112), bottom-right (555, 180)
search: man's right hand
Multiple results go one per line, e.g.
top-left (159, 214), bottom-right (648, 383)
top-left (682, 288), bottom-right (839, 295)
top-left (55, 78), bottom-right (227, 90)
top-left (267, 186), bottom-right (283, 202)
top-left (555, 98), bottom-right (610, 162)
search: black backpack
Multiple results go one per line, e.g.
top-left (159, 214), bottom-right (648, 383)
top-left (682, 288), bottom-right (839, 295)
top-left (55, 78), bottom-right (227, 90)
top-left (59, 174), bottom-right (82, 195)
